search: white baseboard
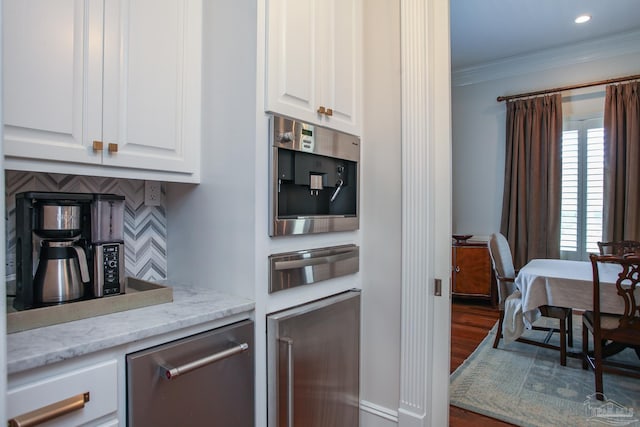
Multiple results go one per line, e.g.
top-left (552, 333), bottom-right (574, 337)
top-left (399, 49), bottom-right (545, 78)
top-left (360, 400), bottom-right (399, 427)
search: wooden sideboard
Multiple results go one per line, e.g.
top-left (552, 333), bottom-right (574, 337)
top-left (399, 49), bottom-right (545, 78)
top-left (451, 240), bottom-right (497, 305)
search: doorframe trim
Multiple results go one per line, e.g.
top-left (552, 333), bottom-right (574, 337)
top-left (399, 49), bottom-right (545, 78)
top-left (399, 0), bottom-right (452, 426)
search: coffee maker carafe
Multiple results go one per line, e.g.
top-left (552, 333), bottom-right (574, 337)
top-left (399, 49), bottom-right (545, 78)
top-left (31, 200), bottom-right (91, 304)
top-left (14, 192), bottom-right (126, 310)
top-left (34, 240), bottom-right (90, 304)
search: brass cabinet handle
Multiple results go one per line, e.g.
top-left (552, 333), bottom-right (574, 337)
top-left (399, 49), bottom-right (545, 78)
top-left (107, 143), bottom-right (118, 153)
top-left (8, 392), bottom-right (90, 427)
top-left (316, 106), bottom-right (333, 116)
top-left (92, 140), bottom-right (104, 151)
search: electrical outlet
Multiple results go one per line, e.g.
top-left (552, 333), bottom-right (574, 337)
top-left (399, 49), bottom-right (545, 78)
top-left (144, 181), bottom-right (162, 206)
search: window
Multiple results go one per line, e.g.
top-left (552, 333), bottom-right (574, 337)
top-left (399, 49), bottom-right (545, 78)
top-left (560, 117), bottom-right (604, 260)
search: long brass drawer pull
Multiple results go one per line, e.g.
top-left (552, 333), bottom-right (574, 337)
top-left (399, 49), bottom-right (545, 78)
top-left (160, 343), bottom-right (249, 380)
top-left (8, 392), bottom-right (90, 427)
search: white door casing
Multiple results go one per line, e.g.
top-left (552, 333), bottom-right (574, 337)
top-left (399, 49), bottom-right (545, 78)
top-left (399, 0), bottom-right (452, 426)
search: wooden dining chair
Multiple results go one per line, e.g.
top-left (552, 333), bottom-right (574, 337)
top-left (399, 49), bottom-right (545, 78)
top-left (488, 233), bottom-right (573, 366)
top-left (582, 253), bottom-right (640, 400)
top-left (597, 240), bottom-right (640, 256)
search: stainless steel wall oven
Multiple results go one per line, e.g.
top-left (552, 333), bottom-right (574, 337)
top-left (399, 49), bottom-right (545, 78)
top-left (269, 115), bottom-right (360, 236)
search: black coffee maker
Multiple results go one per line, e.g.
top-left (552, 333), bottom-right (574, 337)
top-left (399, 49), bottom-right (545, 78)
top-left (14, 192), bottom-right (126, 310)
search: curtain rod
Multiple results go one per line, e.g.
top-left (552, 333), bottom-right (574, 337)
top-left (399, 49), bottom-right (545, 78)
top-left (496, 73), bottom-right (640, 102)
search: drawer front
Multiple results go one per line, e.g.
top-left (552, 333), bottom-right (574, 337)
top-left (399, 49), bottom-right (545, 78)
top-left (8, 359), bottom-right (118, 426)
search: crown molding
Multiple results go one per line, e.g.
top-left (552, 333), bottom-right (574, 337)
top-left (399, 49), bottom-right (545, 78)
top-left (452, 30), bottom-right (640, 87)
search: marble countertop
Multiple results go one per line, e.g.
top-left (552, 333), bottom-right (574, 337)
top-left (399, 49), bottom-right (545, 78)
top-left (6, 285), bottom-right (254, 375)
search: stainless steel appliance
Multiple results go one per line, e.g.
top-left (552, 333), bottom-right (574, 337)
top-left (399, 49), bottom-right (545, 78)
top-left (126, 320), bottom-right (254, 426)
top-left (33, 240), bottom-right (90, 304)
top-left (269, 244), bottom-right (359, 293)
top-left (270, 115), bottom-right (360, 236)
top-left (267, 291), bottom-right (360, 427)
top-left (14, 191), bottom-right (125, 310)
top-left (27, 200), bottom-right (90, 305)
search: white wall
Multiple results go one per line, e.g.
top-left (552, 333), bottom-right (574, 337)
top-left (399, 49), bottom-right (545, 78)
top-left (452, 32), bottom-right (640, 236)
top-left (360, 0), bottom-right (402, 424)
top-left (166, 0), bottom-right (258, 299)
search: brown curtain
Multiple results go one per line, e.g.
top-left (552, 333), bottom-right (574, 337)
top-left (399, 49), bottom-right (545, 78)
top-left (500, 94), bottom-right (562, 269)
top-left (602, 81), bottom-right (640, 241)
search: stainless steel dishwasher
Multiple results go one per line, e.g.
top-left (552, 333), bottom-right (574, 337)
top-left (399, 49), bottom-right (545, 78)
top-left (126, 320), bottom-right (254, 426)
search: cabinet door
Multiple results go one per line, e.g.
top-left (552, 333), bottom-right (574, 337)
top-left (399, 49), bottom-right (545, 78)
top-left (265, 0), bottom-right (361, 136)
top-left (101, 0), bottom-right (201, 174)
top-left (317, 0), bottom-right (361, 134)
top-left (267, 292), bottom-right (360, 427)
top-left (265, 0), bottom-right (318, 121)
top-left (3, 0), bottom-right (103, 165)
top-left (452, 246), bottom-right (492, 297)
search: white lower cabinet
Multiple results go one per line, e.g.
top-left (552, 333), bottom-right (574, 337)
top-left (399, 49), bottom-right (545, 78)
top-left (7, 359), bottom-right (119, 427)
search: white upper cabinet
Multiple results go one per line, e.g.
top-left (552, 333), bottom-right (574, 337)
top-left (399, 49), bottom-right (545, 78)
top-left (3, 0), bottom-right (202, 183)
top-left (3, 0), bottom-right (103, 166)
top-left (266, 0), bottom-right (362, 136)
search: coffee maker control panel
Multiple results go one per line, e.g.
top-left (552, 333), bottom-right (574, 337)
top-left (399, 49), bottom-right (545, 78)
top-left (102, 244), bottom-right (122, 295)
top-left (94, 242), bottom-right (125, 297)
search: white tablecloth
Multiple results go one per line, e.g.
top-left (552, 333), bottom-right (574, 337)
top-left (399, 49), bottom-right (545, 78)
top-left (515, 259), bottom-right (624, 326)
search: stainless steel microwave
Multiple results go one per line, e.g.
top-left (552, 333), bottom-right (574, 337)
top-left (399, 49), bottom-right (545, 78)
top-left (269, 115), bottom-right (360, 236)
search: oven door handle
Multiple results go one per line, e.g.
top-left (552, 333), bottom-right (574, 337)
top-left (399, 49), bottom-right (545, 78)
top-left (274, 249), bottom-right (357, 271)
top-left (159, 342), bottom-right (249, 380)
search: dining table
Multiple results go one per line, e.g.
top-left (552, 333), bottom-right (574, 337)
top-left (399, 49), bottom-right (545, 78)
top-left (514, 258), bottom-right (624, 327)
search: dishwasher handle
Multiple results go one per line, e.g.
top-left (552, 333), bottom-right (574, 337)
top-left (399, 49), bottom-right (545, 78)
top-left (160, 342), bottom-right (249, 380)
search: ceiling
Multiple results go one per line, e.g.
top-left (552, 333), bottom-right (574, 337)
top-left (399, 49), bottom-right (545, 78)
top-left (450, 0), bottom-right (640, 70)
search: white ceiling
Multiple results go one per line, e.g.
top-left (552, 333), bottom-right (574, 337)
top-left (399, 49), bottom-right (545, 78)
top-left (450, 0), bottom-right (640, 70)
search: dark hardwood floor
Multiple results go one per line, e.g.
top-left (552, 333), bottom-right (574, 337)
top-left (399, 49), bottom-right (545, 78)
top-left (449, 300), bottom-right (516, 427)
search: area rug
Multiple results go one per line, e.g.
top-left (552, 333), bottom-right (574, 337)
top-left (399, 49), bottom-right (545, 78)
top-left (450, 316), bottom-right (640, 426)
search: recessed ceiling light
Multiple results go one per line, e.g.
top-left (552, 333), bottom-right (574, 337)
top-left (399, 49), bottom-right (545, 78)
top-left (575, 14), bottom-right (591, 24)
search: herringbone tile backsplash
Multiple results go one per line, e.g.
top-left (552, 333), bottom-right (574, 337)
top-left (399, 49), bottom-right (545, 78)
top-left (5, 171), bottom-right (168, 281)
